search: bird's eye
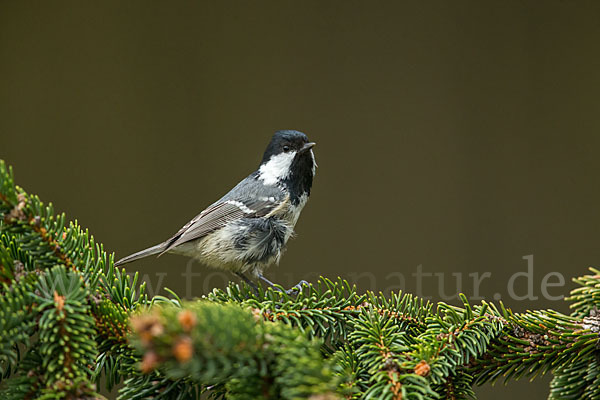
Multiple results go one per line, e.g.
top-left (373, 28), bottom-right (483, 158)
top-left (283, 145), bottom-right (291, 153)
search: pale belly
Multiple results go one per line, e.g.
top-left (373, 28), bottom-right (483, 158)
top-left (171, 194), bottom-right (308, 277)
top-left (171, 217), bottom-right (296, 276)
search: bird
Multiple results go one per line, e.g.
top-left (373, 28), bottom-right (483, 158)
top-left (114, 130), bottom-right (317, 293)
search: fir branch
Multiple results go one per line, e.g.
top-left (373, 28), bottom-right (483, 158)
top-left (0, 160), bottom-right (148, 398)
top-left (1, 189), bottom-right (76, 272)
top-left (415, 297), bottom-right (505, 387)
top-left (3, 158), bottom-right (600, 399)
top-left (34, 265), bottom-right (99, 397)
top-left (128, 302), bottom-right (340, 399)
top-left (472, 307), bottom-right (598, 385)
top-left (0, 349), bottom-right (43, 400)
top-left (548, 357), bottom-right (599, 400)
top-left (568, 267), bottom-right (600, 318)
top-left (432, 372), bottom-right (476, 400)
top-left (347, 306), bottom-right (438, 399)
top-left (0, 273), bottom-right (37, 380)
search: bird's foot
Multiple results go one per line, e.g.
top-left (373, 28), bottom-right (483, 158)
top-left (285, 280), bottom-right (310, 295)
top-left (235, 272), bottom-right (259, 295)
top-left (258, 274), bottom-right (310, 295)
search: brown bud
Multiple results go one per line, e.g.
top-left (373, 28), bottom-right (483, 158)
top-left (140, 351), bottom-right (158, 373)
top-left (53, 291), bottom-right (65, 311)
top-left (177, 309), bottom-right (197, 332)
top-left (131, 314), bottom-right (164, 345)
top-left (173, 336), bottom-right (193, 362)
top-left (414, 360), bottom-right (430, 377)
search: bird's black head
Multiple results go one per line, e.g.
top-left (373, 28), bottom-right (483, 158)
top-left (257, 130), bottom-right (316, 202)
top-left (260, 130), bottom-right (313, 164)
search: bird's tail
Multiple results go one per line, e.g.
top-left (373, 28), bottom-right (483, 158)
top-left (114, 243), bottom-right (166, 266)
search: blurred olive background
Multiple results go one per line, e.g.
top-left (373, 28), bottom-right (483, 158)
top-left (2, 1), bottom-right (600, 398)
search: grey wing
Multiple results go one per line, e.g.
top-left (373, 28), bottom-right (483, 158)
top-left (160, 197), bottom-right (279, 254)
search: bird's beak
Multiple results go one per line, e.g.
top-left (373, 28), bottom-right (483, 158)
top-left (299, 142), bottom-right (316, 153)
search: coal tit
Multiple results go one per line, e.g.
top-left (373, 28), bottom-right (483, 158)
top-left (115, 130), bottom-right (317, 293)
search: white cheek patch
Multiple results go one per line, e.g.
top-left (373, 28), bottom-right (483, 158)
top-left (258, 151), bottom-right (297, 185)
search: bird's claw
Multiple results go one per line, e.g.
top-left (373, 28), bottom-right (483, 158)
top-left (285, 280), bottom-right (310, 295)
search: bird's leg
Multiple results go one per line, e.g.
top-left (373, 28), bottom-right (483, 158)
top-left (258, 274), bottom-right (278, 288)
top-left (258, 274), bottom-right (309, 295)
top-left (235, 272), bottom-right (259, 294)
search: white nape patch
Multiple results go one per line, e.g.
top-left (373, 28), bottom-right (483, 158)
top-left (225, 200), bottom-right (254, 214)
top-left (258, 151), bottom-right (296, 185)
